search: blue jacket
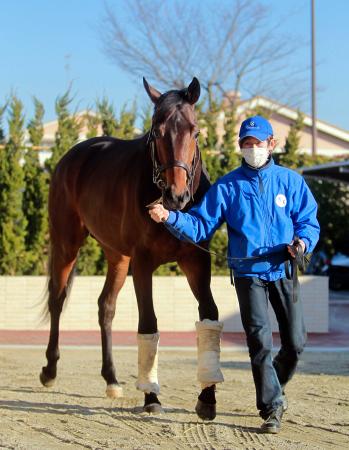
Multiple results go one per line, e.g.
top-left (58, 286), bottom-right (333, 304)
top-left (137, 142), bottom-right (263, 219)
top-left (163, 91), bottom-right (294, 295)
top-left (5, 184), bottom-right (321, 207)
top-left (165, 158), bottom-right (320, 281)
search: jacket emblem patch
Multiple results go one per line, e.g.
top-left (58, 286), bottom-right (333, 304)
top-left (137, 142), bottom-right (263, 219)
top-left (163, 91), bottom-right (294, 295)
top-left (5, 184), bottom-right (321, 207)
top-left (275, 194), bottom-right (287, 207)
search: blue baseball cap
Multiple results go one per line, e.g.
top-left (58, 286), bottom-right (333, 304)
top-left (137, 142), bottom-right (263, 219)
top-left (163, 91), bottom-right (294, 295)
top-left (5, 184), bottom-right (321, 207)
top-left (239, 115), bottom-right (273, 142)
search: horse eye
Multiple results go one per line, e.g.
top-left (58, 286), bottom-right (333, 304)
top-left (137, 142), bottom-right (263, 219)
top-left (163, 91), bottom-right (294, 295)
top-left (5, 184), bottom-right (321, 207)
top-left (194, 130), bottom-right (200, 139)
top-left (153, 129), bottom-right (161, 139)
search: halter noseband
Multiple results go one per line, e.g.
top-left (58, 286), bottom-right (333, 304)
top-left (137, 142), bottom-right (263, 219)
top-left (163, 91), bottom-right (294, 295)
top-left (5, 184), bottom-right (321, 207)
top-left (147, 125), bottom-right (200, 200)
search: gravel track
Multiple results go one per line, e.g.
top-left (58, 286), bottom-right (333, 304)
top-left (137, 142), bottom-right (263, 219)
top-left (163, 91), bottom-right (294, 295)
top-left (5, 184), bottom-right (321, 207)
top-left (0, 348), bottom-right (348, 449)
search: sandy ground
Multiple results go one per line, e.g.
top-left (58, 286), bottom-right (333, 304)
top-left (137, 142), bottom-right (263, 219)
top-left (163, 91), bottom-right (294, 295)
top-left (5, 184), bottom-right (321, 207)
top-left (0, 347), bottom-right (348, 450)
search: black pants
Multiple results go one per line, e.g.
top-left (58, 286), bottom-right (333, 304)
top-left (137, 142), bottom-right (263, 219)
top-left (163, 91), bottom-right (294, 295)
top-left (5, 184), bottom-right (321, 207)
top-left (234, 276), bottom-right (307, 419)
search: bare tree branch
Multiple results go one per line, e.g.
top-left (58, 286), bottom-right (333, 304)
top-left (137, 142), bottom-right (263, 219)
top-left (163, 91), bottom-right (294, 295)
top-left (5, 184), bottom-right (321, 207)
top-left (100, 0), bottom-right (307, 106)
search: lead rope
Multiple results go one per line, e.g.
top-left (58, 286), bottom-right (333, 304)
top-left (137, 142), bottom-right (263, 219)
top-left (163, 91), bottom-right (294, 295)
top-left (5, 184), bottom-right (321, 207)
top-left (146, 198), bottom-right (267, 263)
top-left (170, 219), bottom-right (307, 301)
top-left (147, 199), bottom-right (307, 299)
top-left (284, 237), bottom-right (306, 303)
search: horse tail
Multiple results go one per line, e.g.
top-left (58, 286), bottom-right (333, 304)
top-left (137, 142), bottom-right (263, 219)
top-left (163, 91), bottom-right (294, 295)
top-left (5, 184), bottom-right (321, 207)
top-left (39, 245), bottom-right (78, 325)
top-left (39, 152), bottom-right (90, 324)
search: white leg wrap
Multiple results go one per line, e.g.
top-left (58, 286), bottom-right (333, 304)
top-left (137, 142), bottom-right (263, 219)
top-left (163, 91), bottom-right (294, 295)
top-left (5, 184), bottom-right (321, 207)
top-left (136, 332), bottom-right (160, 395)
top-left (196, 319), bottom-right (224, 389)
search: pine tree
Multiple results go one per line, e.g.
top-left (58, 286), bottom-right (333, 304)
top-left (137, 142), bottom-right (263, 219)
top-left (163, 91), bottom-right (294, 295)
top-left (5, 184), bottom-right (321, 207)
top-left (0, 103), bottom-right (7, 144)
top-left (198, 100), bottom-right (221, 182)
top-left (308, 178), bottom-right (349, 254)
top-left (221, 106), bottom-right (240, 173)
top-left (117, 101), bottom-right (137, 139)
top-left (154, 262), bottom-right (182, 276)
top-left (84, 109), bottom-right (100, 139)
top-left (0, 96), bottom-right (27, 274)
top-left (76, 234), bottom-right (103, 275)
top-left (209, 225), bottom-right (229, 275)
top-left (96, 97), bottom-right (119, 136)
top-left (142, 105), bottom-right (152, 133)
top-left (23, 98), bottom-right (49, 274)
top-left (46, 88), bottom-right (80, 174)
top-left (278, 111), bottom-right (305, 168)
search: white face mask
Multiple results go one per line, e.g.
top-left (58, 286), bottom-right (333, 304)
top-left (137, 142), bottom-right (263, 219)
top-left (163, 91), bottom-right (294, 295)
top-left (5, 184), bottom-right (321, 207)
top-left (241, 146), bottom-right (270, 168)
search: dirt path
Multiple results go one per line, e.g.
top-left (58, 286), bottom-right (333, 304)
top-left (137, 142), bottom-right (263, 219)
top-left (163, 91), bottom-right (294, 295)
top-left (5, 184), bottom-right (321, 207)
top-left (0, 347), bottom-right (348, 449)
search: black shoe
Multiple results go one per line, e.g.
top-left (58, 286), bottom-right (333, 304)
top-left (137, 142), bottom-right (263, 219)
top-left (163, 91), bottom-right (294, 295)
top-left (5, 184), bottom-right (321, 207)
top-left (260, 406), bottom-right (283, 434)
top-left (282, 393), bottom-right (288, 412)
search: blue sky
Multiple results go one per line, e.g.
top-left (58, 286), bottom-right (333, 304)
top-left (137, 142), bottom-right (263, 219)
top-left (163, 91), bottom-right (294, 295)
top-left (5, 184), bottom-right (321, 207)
top-left (0, 0), bottom-right (348, 130)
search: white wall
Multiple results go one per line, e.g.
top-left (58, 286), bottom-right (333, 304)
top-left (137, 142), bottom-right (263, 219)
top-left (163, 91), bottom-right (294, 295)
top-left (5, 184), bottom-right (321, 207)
top-left (0, 276), bottom-right (328, 333)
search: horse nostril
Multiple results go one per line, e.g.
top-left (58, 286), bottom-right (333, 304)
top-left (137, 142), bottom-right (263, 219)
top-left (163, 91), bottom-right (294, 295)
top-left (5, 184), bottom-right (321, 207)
top-left (163, 186), bottom-right (190, 208)
top-left (177, 191), bottom-right (190, 205)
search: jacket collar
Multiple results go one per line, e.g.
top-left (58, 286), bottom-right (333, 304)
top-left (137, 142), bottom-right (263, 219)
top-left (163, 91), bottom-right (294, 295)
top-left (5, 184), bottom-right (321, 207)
top-left (241, 156), bottom-right (274, 178)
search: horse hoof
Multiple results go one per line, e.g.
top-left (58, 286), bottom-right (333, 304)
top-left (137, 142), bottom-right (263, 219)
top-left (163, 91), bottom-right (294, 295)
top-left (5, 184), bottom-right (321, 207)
top-left (39, 370), bottom-right (56, 387)
top-left (143, 392), bottom-right (163, 414)
top-left (143, 403), bottom-right (164, 414)
top-left (106, 384), bottom-right (123, 399)
top-left (195, 399), bottom-right (216, 421)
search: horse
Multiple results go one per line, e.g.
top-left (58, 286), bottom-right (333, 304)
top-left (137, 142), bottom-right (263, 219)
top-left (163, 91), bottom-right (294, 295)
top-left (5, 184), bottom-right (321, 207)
top-left (40, 77), bottom-right (224, 420)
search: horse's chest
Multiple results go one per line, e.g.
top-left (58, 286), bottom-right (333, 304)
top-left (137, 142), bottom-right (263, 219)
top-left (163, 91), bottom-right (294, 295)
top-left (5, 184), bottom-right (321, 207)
top-left (139, 227), bottom-right (180, 260)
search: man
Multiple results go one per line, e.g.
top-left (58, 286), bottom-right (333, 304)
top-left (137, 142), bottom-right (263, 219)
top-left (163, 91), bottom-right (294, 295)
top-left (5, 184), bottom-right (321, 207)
top-left (149, 115), bottom-right (320, 433)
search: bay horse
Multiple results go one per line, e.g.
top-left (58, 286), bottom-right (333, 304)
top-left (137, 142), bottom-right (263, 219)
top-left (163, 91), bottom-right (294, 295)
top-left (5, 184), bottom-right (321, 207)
top-left (40, 77), bottom-right (223, 420)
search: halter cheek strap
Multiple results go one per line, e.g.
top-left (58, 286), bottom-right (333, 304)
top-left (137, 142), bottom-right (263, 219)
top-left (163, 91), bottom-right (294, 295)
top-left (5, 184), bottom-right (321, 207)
top-left (148, 126), bottom-right (200, 200)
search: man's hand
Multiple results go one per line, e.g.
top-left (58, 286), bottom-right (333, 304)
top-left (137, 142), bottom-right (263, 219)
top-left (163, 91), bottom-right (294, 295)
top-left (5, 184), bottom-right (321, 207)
top-left (287, 239), bottom-right (306, 258)
top-left (148, 204), bottom-right (170, 223)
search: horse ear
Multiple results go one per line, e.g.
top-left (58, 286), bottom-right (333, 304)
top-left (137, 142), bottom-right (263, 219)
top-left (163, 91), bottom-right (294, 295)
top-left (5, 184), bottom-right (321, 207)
top-left (186, 77), bottom-right (200, 104)
top-left (143, 77), bottom-right (162, 104)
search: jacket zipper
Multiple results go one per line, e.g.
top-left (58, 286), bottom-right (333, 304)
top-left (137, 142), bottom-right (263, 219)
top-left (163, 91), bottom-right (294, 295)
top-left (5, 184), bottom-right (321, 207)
top-left (258, 173), bottom-right (270, 248)
top-left (258, 175), bottom-right (264, 194)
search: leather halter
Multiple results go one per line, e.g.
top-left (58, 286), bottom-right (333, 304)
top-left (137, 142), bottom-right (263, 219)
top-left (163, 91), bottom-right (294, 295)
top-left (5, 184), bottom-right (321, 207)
top-left (147, 126), bottom-right (200, 200)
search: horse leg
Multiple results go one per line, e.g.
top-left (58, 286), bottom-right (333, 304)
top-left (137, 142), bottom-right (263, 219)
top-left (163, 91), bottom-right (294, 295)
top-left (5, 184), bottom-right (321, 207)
top-left (131, 252), bottom-right (163, 414)
top-left (178, 249), bottom-right (223, 421)
top-left (40, 230), bottom-right (85, 387)
top-left (98, 252), bottom-right (130, 398)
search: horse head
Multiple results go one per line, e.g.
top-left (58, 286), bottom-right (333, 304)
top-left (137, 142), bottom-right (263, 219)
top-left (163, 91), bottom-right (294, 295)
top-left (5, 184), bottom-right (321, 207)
top-left (143, 77), bottom-right (201, 211)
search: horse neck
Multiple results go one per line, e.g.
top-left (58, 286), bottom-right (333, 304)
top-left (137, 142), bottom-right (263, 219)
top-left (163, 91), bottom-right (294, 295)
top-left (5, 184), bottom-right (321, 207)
top-left (139, 134), bottom-right (162, 201)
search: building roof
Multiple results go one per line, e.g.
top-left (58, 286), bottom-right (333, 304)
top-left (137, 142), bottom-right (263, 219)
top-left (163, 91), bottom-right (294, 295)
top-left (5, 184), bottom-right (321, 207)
top-left (237, 96), bottom-right (349, 144)
top-left (299, 160), bottom-right (349, 184)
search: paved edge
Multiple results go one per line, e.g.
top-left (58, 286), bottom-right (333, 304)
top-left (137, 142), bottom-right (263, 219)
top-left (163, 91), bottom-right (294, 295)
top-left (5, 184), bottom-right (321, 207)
top-left (1, 344), bottom-right (348, 352)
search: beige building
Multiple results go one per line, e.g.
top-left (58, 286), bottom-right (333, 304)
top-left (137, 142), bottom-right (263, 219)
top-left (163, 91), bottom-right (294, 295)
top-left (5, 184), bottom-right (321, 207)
top-left (36, 111), bottom-right (103, 149)
top-left (24, 111), bottom-right (103, 165)
top-left (220, 95), bottom-right (349, 157)
top-left (29, 97), bottom-right (349, 163)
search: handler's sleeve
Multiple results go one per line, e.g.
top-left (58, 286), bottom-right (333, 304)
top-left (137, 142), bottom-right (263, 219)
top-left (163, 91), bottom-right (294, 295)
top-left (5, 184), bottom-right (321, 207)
top-left (291, 177), bottom-right (320, 253)
top-left (164, 180), bottom-right (228, 243)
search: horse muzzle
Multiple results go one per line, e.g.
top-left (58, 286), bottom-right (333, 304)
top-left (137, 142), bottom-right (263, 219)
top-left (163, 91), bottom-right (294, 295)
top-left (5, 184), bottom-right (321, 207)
top-left (162, 186), bottom-right (191, 211)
